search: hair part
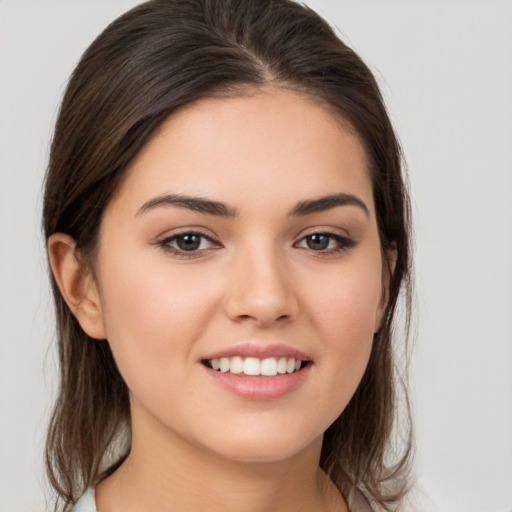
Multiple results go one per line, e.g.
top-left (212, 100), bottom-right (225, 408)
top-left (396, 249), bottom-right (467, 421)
top-left (43, 1), bottom-right (414, 510)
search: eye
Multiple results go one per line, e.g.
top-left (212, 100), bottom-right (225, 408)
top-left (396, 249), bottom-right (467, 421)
top-left (295, 232), bottom-right (356, 253)
top-left (157, 231), bottom-right (220, 257)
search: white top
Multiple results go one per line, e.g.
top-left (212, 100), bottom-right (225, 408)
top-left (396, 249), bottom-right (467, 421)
top-left (69, 487), bottom-right (96, 511)
top-left (70, 486), bottom-right (373, 511)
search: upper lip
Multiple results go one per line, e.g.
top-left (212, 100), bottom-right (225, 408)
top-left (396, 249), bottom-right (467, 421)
top-left (202, 343), bottom-right (312, 362)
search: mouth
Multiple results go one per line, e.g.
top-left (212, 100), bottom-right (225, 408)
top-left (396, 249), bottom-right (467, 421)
top-left (202, 356), bottom-right (311, 377)
top-left (201, 345), bottom-right (313, 399)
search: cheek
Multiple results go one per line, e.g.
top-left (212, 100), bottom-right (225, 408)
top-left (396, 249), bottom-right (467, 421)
top-left (308, 257), bottom-right (383, 341)
top-left (96, 252), bottom-right (221, 382)
top-left (301, 253), bottom-right (383, 401)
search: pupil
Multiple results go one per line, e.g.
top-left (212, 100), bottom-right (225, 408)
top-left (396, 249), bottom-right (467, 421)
top-left (308, 234), bottom-right (329, 250)
top-left (177, 234), bottom-right (201, 251)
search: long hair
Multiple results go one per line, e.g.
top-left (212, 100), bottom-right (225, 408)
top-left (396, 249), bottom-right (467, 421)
top-left (43, 0), bottom-right (413, 510)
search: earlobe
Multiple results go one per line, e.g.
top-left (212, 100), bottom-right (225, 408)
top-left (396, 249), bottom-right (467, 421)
top-left (47, 233), bottom-right (107, 340)
top-left (387, 244), bottom-right (398, 277)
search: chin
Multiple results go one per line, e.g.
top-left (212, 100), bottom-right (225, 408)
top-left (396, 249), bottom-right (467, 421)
top-left (192, 419), bottom-right (325, 465)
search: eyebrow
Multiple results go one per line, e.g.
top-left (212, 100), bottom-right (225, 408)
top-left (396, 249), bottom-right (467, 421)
top-left (288, 193), bottom-right (369, 217)
top-left (137, 194), bottom-right (238, 217)
top-left (137, 192), bottom-right (369, 218)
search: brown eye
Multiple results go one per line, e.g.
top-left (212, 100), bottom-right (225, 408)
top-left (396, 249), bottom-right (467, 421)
top-left (158, 231), bottom-right (220, 256)
top-left (306, 234), bottom-right (330, 250)
top-left (295, 232), bottom-right (357, 253)
top-left (175, 234), bottom-right (202, 251)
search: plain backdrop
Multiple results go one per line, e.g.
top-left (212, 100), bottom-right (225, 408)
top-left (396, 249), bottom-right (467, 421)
top-left (0, 1), bottom-right (511, 511)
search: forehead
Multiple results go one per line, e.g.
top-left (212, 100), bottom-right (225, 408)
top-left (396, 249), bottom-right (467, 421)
top-left (109, 88), bottom-right (374, 218)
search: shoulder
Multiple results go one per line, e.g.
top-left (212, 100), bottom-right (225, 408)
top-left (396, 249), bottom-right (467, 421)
top-left (69, 487), bottom-right (96, 512)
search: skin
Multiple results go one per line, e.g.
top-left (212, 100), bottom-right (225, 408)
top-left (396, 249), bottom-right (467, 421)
top-left (49, 88), bottom-right (390, 511)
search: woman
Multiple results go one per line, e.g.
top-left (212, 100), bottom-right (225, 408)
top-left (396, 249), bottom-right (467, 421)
top-left (43, 0), bottom-right (413, 510)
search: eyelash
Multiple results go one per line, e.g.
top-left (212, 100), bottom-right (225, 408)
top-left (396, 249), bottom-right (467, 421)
top-left (294, 232), bottom-right (357, 254)
top-left (157, 231), bottom-right (356, 258)
top-left (157, 231), bottom-right (220, 258)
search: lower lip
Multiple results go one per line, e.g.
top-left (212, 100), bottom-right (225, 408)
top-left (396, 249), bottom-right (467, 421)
top-left (203, 364), bottom-right (311, 400)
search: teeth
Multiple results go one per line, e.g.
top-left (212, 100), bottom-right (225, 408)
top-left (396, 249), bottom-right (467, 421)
top-left (277, 357), bottom-right (287, 374)
top-left (209, 357), bottom-right (304, 376)
top-left (219, 357), bottom-right (230, 373)
top-left (261, 358), bottom-right (277, 376)
top-left (230, 356), bottom-right (243, 374)
top-left (243, 357), bottom-right (260, 375)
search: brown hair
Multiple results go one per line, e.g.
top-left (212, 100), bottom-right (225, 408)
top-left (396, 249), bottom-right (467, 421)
top-left (43, 0), bottom-right (413, 510)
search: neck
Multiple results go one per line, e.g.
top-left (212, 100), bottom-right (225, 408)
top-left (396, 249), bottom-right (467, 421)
top-left (95, 410), bottom-right (347, 512)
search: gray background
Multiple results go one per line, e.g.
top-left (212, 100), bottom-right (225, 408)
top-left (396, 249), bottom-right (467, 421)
top-left (1, 0), bottom-right (511, 510)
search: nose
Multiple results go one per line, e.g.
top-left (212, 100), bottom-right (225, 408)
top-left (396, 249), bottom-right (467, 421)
top-left (223, 246), bottom-right (299, 327)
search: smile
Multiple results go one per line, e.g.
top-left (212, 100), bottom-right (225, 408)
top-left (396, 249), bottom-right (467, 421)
top-left (201, 344), bottom-right (313, 399)
top-left (204, 356), bottom-right (307, 376)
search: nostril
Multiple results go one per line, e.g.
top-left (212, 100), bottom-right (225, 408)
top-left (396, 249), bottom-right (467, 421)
top-left (223, 269), bottom-right (299, 326)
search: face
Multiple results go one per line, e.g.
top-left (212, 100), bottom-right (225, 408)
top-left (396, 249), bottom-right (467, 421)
top-left (92, 88), bottom-right (386, 463)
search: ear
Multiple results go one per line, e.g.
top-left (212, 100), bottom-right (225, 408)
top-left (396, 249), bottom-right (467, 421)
top-left (47, 233), bottom-right (107, 340)
top-left (374, 244), bottom-right (397, 333)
